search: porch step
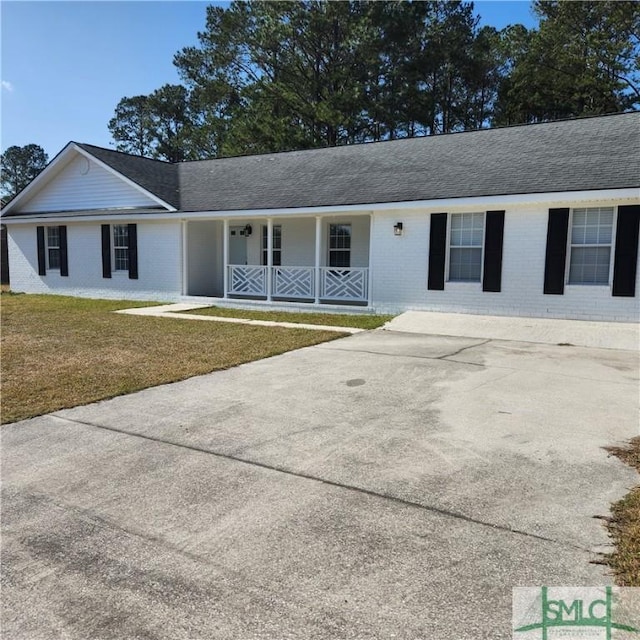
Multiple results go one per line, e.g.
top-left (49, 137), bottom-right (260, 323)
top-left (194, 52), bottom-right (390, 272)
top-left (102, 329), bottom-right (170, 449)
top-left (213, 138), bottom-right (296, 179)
top-left (179, 296), bottom-right (376, 316)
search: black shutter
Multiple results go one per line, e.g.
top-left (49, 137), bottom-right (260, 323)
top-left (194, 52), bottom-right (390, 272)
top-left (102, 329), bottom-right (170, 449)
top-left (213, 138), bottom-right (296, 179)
top-left (482, 210), bottom-right (505, 292)
top-left (59, 225), bottom-right (69, 277)
top-left (428, 213), bottom-right (447, 290)
top-left (543, 208), bottom-right (570, 295)
top-left (612, 205), bottom-right (640, 297)
top-left (127, 223), bottom-right (138, 279)
top-left (101, 224), bottom-right (111, 278)
top-left (37, 226), bottom-right (46, 276)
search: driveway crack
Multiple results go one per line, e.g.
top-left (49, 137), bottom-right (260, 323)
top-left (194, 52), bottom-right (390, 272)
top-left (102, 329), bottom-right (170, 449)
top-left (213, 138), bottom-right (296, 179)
top-left (50, 414), bottom-right (591, 554)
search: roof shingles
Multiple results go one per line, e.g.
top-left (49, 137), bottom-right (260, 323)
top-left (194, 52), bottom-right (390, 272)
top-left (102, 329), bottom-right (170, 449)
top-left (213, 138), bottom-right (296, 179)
top-left (6, 113), bottom-right (640, 218)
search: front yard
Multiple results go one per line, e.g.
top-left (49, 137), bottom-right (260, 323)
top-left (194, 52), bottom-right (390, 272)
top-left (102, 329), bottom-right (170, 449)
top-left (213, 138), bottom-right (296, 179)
top-left (0, 293), bottom-right (345, 424)
top-left (182, 305), bottom-right (394, 329)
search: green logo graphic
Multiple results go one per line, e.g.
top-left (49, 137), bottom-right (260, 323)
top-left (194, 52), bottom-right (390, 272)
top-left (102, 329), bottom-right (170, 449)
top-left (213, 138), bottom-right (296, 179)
top-left (513, 586), bottom-right (640, 640)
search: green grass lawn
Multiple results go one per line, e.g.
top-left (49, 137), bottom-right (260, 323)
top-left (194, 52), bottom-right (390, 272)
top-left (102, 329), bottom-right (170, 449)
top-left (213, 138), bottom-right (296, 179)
top-left (0, 293), bottom-right (345, 424)
top-left (182, 305), bottom-right (394, 329)
top-left (603, 438), bottom-right (640, 586)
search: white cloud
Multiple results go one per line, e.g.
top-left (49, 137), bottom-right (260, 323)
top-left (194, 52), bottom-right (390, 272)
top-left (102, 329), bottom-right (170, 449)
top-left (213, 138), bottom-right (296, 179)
top-left (1, 81), bottom-right (14, 92)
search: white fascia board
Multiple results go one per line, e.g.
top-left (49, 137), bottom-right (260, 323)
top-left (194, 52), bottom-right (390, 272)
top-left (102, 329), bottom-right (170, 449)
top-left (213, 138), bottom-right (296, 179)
top-left (3, 187), bottom-right (638, 225)
top-left (73, 145), bottom-right (177, 211)
top-left (180, 187), bottom-right (640, 218)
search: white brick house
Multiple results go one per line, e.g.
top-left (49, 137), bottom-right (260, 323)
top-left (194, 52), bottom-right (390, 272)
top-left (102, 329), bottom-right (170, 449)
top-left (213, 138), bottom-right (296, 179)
top-left (2, 113), bottom-right (639, 321)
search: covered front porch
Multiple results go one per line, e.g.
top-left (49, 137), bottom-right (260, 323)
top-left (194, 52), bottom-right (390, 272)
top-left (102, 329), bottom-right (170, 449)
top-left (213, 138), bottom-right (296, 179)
top-left (183, 213), bottom-right (372, 306)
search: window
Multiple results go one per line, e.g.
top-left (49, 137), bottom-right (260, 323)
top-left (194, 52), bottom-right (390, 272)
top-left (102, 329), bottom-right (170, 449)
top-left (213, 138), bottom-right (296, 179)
top-left (113, 224), bottom-right (129, 272)
top-left (449, 212), bottom-right (484, 282)
top-left (261, 225), bottom-right (282, 266)
top-left (46, 226), bottom-right (61, 270)
top-left (329, 224), bottom-right (351, 268)
top-left (568, 207), bottom-right (614, 285)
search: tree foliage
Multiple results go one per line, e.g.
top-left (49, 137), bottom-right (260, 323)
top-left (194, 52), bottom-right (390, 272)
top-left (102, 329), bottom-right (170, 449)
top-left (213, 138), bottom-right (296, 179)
top-left (0, 144), bottom-right (49, 200)
top-left (495, 0), bottom-right (640, 124)
top-left (108, 84), bottom-right (198, 161)
top-left (108, 0), bottom-right (640, 160)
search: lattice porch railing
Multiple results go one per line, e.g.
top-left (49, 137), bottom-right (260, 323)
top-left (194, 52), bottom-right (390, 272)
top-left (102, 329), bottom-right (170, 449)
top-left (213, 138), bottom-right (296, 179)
top-left (272, 267), bottom-right (315, 298)
top-left (228, 265), bottom-right (267, 295)
top-left (228, 265), bottom-right (368, 302)
top-left (320, 267), bottom-right (368, 301)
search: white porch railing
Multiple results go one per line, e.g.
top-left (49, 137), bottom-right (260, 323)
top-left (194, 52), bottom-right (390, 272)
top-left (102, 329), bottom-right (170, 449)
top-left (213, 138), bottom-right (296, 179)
top-left (228, 265), bottom-right (267, 296)
top-left (320, 267), bottom-right (368, 301)
top-left (227, 265), bottom-right (369, 302)
top-left (273, 266), bottom-right (315, 299)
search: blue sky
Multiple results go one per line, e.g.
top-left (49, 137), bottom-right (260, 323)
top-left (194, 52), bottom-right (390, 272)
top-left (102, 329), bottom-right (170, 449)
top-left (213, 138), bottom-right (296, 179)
top-left (1, 1), bottom-right (538, 160)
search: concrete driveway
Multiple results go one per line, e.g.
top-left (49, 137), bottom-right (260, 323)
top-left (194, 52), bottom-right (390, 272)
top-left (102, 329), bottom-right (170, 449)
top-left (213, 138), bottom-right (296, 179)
top-left (2, 321), bottom-right (638, 639)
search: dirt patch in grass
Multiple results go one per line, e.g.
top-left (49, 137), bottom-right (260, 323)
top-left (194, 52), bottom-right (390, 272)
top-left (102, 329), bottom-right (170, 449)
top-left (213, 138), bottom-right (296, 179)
top-left (183, 305), bottom-right (394, 330)
top-left (0, 294), bottom-right (344, 424)
top-left (603, 437), bottom-right (640, 586)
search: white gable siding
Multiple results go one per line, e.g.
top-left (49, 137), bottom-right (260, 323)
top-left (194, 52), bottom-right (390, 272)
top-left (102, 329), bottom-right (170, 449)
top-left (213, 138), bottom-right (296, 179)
top-left (370, 203), bottom-right (640, 322)
top-left (7, 221), bottom-right (182, 301)
top-left (17, 154), bottom-right (160, 213)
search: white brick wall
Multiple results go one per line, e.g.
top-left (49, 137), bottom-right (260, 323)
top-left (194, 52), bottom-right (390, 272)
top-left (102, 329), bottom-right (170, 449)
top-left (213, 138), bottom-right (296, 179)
top-left (370, 204), bottom-right (640, 322)
top-left (8, 221), bottom-right (183, 302)
top-left (7, 203), bottom-right (639, 321)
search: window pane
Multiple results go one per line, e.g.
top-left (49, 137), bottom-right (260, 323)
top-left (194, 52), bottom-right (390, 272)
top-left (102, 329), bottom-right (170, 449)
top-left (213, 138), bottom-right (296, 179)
top-left (571, 207), bottom-right (613, 246)
top-left (449, 247), bottom-right (482, 282)
top-left (329, 250), bottom-right (350, 268)
top-left (450, 213), bottom-right (483, 247)
top-left (329, 224), bottom-right (351, 267)
top-left (569, 246), bottom-right (610, 284)
top-left (262, 226), bottom-right (281, 265)
top-left (113, 225), bottom-right (129, 248)
top-left (329, 224), bottom-right (351, 249)
top-left (48, 248), bottom-right (60, 270)
top-left (47, 227), bottom-right (60, 248)
top-left (114, 248), bottom-right (129, 271)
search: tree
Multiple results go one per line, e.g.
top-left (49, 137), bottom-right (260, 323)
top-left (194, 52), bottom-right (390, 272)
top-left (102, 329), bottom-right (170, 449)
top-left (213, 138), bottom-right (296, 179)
top-left (0, 144), bottom-right (49, 199)
top-left (494, 0), bottom-right (640, 124)
top-left (108, 85), bottom-right (199, 162)
top-left (175, 1), bottom-right (378, 152)
top-left (109, 0), bottom-right (639, 158)
top-left (173, 0), bottom-right (505, 153)
top-left (108, 95), bottom-right (155, 157)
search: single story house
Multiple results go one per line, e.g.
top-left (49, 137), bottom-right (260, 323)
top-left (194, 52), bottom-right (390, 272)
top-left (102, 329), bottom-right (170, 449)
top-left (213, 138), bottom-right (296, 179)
top-left (2, 112), bottom-right (639, 322)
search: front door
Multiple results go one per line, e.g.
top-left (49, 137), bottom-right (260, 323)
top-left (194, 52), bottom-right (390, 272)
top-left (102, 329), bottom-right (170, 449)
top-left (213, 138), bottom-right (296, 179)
top-left (229, 226), bottom-right (248, 265)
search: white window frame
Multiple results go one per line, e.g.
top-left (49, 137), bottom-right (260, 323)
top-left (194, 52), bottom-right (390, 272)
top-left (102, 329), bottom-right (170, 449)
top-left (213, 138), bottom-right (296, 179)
top-left (328, 223), bottom-right (352, 268)
top-left (112, 224), bottom-right (129, 273)
top-left (446, 212), bottom-right (485, 283)
top-left (45, 226), bottom-right (61, 271)
top-left (261, 224), bottom-right (282, 266)
top-left (566, 206), bottom-right (617, 287)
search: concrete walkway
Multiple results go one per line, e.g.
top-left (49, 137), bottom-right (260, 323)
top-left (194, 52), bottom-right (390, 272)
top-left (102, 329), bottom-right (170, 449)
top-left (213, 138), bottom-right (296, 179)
top-left (116, 303), bottom-right (364, 334)
top-left (386, 310), bottom-right (640, 350)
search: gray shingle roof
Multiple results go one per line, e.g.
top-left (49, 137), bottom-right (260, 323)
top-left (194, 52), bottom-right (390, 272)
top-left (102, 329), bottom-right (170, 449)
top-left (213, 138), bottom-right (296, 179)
top-left (5, 113), bottom-right (639, 218)
top-left (176, 112), bottom-right (639, 211)
top-left (75, 143), bottom-right (180, 208)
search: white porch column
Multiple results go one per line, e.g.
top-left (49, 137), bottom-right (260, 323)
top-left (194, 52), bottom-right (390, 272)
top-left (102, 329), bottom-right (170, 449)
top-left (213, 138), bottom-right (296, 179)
top-left (223, 218), bottom-right (229, 299)
top-left (266, 217), bottom-right (273, 302)
top-left (181, 220), bottom-right (188, 296)
top-left (314, 215), bottom-right (322, 304)
top-left (367, 213), bottom-right (374, 308)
